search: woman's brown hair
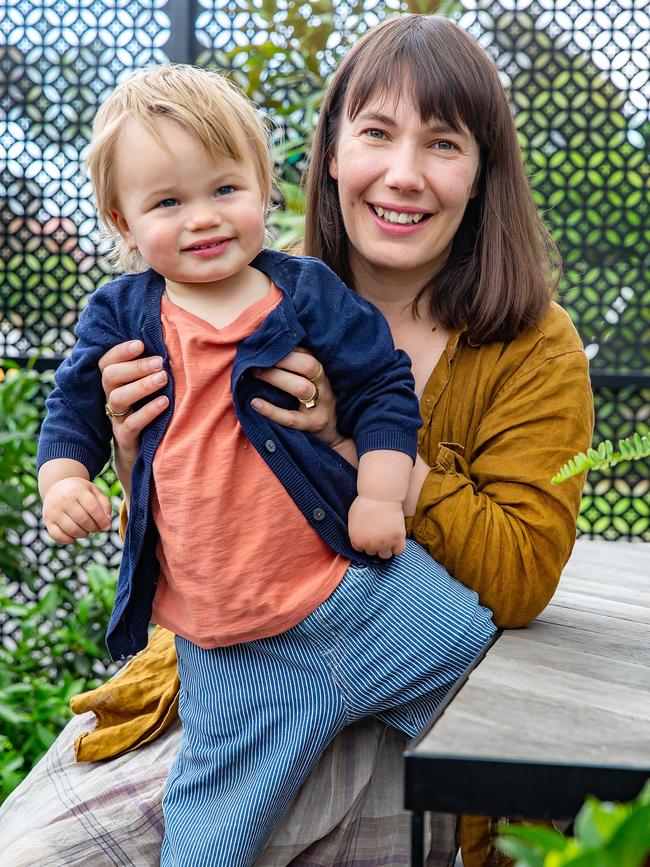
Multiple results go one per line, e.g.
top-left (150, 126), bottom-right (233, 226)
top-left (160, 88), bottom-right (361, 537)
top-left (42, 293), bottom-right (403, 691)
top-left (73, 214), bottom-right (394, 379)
top-left (304, 15), bottom-right (560, 344)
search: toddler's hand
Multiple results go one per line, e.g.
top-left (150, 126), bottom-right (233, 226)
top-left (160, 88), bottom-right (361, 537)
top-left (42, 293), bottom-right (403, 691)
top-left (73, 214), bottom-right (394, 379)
top-left (348, 496), bottom-right (406, 559)
top-left (42, 478), bottom-right (112, 544)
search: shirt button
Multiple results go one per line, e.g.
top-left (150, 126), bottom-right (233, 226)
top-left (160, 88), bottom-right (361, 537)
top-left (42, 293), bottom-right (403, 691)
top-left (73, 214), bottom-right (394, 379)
top-left (312, 507), bottom-right (326, 521)
top-left (265, 439), bottom-right (276, 453)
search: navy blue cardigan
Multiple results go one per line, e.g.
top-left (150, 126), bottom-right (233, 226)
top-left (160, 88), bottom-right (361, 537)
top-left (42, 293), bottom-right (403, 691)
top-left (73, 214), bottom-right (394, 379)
top-left (38, 249), bottom-right (421, 659)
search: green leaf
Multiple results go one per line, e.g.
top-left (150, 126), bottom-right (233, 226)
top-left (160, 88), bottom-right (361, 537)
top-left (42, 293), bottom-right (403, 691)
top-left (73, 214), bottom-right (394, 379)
top-left (574, 796), bottom-right (627, 848)
top-left (0, 702), bottom-right (29, 726)
top-left (605, 804), bottom-right (650, 867)
top-left (494, 837), bottom-right (545, 867)
top-left (35, 723), bottom-right (57, 751)
top-left (497, 823), bottom-right (568, 851)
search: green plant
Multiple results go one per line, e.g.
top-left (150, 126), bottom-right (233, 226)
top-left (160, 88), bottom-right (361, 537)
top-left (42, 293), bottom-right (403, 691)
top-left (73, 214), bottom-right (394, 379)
top-left (0, 561), bottom-right (117, 800)
top-left (496, 780), bottom-right (650, 867)
top-left (553, 433), bottom-right (650, 484)
top-left (0, 362), bottom-right (120, 801)
top-left (546, 336), bottom-right (650, 856)
top-left (0, 360), bottom-right (45, 587)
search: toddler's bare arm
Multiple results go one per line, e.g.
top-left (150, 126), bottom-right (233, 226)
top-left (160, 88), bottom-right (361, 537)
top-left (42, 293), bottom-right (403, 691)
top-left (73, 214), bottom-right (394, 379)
top-left (348, 450), bottom-right (412, 559)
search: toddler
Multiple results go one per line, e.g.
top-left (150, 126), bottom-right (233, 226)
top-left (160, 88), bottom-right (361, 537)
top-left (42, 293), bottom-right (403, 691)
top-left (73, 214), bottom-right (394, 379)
top-left (37, 65), bottom-right (495, 866)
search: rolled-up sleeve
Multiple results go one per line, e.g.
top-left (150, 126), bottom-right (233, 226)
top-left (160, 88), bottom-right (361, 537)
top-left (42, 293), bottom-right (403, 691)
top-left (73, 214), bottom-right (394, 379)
top-left (407, 348), bottom-right (594, 628)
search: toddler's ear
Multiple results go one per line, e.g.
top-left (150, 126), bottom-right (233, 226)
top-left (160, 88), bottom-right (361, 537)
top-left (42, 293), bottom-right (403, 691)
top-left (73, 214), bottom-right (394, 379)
top-left (109, 209), bottom-right (137, 249)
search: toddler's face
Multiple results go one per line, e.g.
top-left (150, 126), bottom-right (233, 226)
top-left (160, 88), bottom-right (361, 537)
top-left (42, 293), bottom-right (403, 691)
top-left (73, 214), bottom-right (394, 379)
top-left (109, 117), bottom-right (266, 293)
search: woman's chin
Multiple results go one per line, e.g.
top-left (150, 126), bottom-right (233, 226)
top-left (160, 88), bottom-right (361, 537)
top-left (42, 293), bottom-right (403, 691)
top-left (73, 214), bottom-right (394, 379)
top-left (359, 250), bottom-right (435, 279)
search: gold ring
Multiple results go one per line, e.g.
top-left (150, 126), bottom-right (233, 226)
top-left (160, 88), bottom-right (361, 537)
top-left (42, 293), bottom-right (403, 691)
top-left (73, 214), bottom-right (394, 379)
top-left (105, 403), bottom-right (129, 418)
top-left (298, 384), bottom-right (319, 409)
top-left (308, 362), bottom-right (323, 385)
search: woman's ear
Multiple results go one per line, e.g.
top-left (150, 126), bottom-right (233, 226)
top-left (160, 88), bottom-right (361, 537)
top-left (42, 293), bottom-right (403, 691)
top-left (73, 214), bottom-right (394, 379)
top-left (328, 153), bottom-right (339, 181)
top-left (108, 209), bottom-right (137, 249)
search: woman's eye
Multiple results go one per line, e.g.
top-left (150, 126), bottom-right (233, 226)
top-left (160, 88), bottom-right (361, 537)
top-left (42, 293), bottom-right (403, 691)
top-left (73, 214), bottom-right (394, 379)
top-left (363, 128), bottom-right (387, 140)
top-left (433, 140), bottom-right (456, 151)
top-left (158, 198), bottom-right (178, 208)
top-left (216, 185), bottom-right (236, 196)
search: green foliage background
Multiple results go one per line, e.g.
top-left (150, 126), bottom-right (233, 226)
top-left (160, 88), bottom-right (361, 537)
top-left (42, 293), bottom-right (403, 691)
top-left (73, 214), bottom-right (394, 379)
top-left (497, 780), bottom-right (650, 867)
top-left (0, 363), bottom-right (120, 800)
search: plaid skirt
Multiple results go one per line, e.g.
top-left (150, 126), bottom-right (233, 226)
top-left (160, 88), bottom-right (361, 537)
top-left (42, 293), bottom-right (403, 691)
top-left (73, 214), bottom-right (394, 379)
top-left (0, 710), bottom-right (459, 866)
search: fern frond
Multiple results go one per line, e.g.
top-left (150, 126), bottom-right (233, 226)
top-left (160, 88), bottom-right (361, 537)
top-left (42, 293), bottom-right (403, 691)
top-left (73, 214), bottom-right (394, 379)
top-left (552, 433), bottom-right (650, 484)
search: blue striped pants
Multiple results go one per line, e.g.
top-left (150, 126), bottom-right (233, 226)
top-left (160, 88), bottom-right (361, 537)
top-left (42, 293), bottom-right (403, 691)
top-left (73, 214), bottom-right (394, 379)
top-left (160, 540), bottom-right (496, 866)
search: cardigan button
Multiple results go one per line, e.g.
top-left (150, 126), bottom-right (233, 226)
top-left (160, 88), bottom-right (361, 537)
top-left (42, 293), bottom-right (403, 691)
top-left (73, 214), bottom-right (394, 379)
top-left (312, 507), bottom-right (326, 522)
top-left (264, 439), bottom-right (276, 453)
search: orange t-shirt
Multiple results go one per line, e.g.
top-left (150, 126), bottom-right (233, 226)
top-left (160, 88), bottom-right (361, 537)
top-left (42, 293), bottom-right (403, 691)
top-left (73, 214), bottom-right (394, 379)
top-left (150, 284), bottom-right (350, 647)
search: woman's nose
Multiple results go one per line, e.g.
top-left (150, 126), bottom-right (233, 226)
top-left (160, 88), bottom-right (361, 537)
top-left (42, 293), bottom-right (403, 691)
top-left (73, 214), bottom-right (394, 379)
top-left (383, 144), bottom-right (426, 193)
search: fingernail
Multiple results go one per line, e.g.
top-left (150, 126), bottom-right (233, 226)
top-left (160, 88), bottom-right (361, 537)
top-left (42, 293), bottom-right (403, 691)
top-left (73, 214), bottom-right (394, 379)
top-left (153, 371), bottom-right (166, 384)
top-left (156, 396), bottom-right (169, 406)
top-left (129, 340), bottom-right (143, 352)
top-left (147, 356), bottom-right (162, 371)
top-left (251, 399), bottom-right (262, 410)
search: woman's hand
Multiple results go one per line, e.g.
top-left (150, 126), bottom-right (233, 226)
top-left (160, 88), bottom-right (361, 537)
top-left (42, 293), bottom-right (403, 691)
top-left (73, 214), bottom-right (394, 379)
top-left (98, 340), bottom-right (169, 497)
top-left (251, 348), bottom-right (356, 464)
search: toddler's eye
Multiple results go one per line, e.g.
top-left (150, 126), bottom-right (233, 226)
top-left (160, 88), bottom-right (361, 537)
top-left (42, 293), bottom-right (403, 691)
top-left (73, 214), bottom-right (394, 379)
top-left (158, 198), bottom-right (178, 208)
top-left (216, 185), bottom-right (236, 196)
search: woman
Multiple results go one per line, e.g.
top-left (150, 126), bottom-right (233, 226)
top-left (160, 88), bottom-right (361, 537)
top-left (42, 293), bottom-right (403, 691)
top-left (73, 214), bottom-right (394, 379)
top-left (0, 14), bottom-right (593, 866)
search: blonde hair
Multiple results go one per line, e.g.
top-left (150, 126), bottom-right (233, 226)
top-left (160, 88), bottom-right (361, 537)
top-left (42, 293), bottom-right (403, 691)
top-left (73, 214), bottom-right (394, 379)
top-left (86, 64), bottom-right (273, 272)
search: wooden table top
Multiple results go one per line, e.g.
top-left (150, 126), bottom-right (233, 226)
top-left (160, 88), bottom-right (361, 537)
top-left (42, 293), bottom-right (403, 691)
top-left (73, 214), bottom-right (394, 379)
top-left (404, 539), bottom-right (650, 818)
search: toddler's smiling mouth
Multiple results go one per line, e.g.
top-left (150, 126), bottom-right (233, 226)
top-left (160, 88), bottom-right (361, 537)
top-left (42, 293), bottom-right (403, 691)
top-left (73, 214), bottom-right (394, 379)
top-left (182, 237), bottom-right (231, 253)
top-left (183, 238), bottom-right (230, 252)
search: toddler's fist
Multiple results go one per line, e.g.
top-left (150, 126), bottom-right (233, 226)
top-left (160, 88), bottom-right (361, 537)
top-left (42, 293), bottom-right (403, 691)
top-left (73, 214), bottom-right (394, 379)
top-left (43, 478), bottom-right (112, 544)
top-left (348, 496), bottom-right (406, 559)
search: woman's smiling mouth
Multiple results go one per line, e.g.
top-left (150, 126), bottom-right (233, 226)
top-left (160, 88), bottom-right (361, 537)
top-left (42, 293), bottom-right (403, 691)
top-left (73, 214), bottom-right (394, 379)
top-left (367, 204), bottom-right (433, 233)
top-left (371, 205), bottom-right (431, 225)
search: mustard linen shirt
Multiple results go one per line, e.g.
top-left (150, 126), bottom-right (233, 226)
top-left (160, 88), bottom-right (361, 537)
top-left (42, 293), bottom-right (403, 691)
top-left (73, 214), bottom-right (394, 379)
top-left (406, 300), bottom-right (593, 627)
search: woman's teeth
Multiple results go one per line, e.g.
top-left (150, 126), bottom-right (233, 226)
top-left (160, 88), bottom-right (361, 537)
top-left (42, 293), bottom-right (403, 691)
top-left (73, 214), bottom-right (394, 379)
top-left (373, 206), bottom-right (427, 224)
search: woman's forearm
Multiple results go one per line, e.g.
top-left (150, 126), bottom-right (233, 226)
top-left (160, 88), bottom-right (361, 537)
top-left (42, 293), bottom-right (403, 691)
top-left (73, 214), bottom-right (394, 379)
top-left (113, 447), bottom-right (133, 512)
top-left (403, 455), bottom-right (430, 517)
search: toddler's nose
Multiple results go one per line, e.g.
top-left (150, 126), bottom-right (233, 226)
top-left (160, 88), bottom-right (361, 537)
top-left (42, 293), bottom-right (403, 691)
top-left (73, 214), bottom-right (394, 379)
top-left (186, 204), bottom-right (221, 231)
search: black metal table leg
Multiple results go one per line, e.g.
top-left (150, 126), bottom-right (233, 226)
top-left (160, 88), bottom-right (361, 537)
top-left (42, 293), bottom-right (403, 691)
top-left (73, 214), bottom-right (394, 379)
top-left (411, 810), bottom-right (424, 867)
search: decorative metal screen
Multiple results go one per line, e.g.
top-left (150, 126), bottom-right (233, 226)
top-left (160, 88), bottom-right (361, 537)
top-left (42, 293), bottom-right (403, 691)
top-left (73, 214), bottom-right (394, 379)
top-left (1, 0), bottom-right (171, 358)
top-left (458, 0), bottom-right (650, 541)
top-left (1, 0), bottom-right (648, 625)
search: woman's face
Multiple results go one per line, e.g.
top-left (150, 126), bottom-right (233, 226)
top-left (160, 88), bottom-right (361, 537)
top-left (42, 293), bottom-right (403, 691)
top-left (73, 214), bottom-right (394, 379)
top-left (329, 91), bottom-right (481, 293)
